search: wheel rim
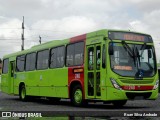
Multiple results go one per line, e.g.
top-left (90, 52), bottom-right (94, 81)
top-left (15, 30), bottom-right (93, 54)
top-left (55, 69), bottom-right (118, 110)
top-left (74, 89), bottom-right (82, 104)
top-left (21, 87), bottom-right (26, 99)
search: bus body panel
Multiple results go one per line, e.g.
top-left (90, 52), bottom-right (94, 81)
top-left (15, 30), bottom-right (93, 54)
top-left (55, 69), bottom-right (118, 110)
top-left (1, 29), bottom-right (158, 104)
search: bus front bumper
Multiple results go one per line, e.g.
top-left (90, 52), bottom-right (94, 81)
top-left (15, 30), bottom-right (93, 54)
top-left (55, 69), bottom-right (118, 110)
top-left (105, 87), bottom-right (158, 101)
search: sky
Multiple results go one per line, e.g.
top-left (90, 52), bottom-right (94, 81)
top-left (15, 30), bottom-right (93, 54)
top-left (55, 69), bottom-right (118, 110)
top-left (0, 0), bottom-right (160, 62)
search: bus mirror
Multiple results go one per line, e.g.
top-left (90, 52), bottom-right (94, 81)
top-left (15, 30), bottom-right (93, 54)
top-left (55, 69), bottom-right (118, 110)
top-left (148, 49), bottom-right (152, 58)
top-left (109, 45), bottom-right (114, 55)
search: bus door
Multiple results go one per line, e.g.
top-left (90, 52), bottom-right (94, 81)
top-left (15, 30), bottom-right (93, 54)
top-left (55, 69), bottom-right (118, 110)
top-left (9, 61), bottom-right (15, 94)
top-left (87, 44), bottom-right (101, 99)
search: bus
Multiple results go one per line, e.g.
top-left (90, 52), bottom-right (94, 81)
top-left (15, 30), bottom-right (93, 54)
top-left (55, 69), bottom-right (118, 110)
top-left (1, 29), bottom-right (159, 107)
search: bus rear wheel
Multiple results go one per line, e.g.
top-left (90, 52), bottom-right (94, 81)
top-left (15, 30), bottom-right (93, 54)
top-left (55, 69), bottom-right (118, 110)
top-left (112, 100), bottom-right (127, 107)
top-left (19, 85), bottom-right (27, 101)
top-left (71, 85), bottom-right (84, 106)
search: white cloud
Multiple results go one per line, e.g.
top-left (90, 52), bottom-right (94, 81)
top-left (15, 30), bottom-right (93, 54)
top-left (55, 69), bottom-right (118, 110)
top-left (0, 19), bottom-right (21, 37)
top-left (129, 20), bottom-right (149, 33)
top-left (0, 18), bottom-right (33, 57)
top-left (0, 0), bottom-right (160, 62)
top-left (57, 16), bottom-right (100, 33)
top-left (31, 16), bottom-right (100, 40)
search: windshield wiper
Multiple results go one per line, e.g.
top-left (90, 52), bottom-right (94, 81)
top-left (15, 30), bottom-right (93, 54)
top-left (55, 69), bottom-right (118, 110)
top-left (135, 46), bottom-right (141, 67)
top-left (140, 43), bottom-right (146, 57)
top-left (121, 41), bottom-right (134, 57)
top-left (122, 41), bottom-right (137, 66)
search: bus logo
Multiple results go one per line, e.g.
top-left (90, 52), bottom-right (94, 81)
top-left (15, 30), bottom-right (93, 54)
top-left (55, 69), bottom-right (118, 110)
top-left (139, 71), bottom-right (143, 78)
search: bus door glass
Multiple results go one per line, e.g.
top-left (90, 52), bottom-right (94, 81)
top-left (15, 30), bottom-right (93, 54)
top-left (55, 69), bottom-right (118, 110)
top-left (9, 61), bottom-right (15, 94)
top-left (87, 44), bottom-right (101, 98)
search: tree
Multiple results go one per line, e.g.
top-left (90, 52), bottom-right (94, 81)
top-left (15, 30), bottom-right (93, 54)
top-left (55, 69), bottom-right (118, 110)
top-left (0, 58), bottom-right (2, 63)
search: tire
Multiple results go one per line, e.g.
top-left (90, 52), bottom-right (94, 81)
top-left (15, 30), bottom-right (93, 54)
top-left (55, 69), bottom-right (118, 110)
top-left (71, 85), bottom-right (85, 107)
top-left (19, 85), bottom-right (27, 101)
top-left (112, 100), bottom-right (127, 107)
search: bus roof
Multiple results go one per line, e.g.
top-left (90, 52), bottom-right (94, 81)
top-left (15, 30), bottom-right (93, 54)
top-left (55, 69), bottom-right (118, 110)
top-left (3, 29), bottom-right (152, 59)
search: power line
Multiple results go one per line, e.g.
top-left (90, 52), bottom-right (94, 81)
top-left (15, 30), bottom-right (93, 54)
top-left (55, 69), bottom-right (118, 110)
top-left (0, 27), bottom-right (80, 35)
top-left (0, 42), bottom-right (21, 44)
top-left (0, 39), bottom-right (21, 40)
top-left (0, 28), bottom-right (21, 29)
top-left (0, 49), bottom-right (14, 51)
top-left (27, 28), bottom-right (78, 33)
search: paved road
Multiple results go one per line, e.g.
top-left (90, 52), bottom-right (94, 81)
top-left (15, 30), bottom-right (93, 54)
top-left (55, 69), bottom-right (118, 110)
top-left (0, 91), bottom-right (160, 118)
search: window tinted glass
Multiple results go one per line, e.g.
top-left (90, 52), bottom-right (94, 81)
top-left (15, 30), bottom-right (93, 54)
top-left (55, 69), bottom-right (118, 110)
top-left (88, 47), bottom-right (94, 70)
top-left (50, 48), bottom-right (57, 68)
top-left (26, 52), bottom-right (36, 71)
top-left (16, 55), bottom-right (25, 72)
top-left (50, 46), bottom-right (65, 68)
top-left (75, 42), bottom-right (84, 65)
top-left (37, 50), bottom-right (49, 70)
top-left (96, 46), bottom-right (101, 70)
top-left (110, 43), bottom-right (156, 77)
top-left (66, 42), bottom-right (84, 66)
top-left (66, 44), bottom-right (74, 66)
top-left (2, 59), bottom-right (9, 74)
top-left (102, 44), bottom-right (106, 68)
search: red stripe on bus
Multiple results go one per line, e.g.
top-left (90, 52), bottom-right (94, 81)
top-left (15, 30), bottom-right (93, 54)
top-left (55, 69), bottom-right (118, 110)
top-left (70, 34), bottom-right (86, 43)
top-left (68, 66), bottom-right (84, 98)
top-left (121, 85), bottom-right (153, 91)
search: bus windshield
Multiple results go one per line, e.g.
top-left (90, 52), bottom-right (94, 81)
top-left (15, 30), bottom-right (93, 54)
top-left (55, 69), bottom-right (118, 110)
top-left (110, 42), bottom-right (156, 77)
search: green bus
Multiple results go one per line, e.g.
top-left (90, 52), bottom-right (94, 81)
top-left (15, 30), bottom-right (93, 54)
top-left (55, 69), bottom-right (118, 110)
top-left (1, 29), bottom-right (159, 107)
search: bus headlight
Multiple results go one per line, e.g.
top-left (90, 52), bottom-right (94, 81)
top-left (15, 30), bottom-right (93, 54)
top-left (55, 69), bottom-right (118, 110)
top-left (153, 80), bottom-right (159, 90)
top-left (110, 78), bottom-right (122, 90)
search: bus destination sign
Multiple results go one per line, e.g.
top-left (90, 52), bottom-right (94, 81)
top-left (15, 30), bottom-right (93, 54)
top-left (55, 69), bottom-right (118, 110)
top-left (108, 31), bottom-right (153, 43)
top-left (124, 34), bottom-right (144, 41)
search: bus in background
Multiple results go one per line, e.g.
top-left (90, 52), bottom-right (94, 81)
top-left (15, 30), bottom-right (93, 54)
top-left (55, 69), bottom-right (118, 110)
top-left (1, 29), bottom-right (158, 107)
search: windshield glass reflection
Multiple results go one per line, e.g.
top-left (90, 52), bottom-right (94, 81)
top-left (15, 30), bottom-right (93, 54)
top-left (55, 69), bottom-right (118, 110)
top-left (110, 43), bottom-right (156, 77)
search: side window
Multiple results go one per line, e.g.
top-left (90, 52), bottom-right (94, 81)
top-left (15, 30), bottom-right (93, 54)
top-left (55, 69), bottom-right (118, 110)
top-left (2, 59), bottom-right (9, 74)
top-left (16, 55), bottom-right (25, 72)
top-left (50, 46), bottom-right (65, 68)
top-left (75, 42), bottom-right (84, 66)
top-left (37, 50), bottom-right (49, 70)
top-left (50, 48), bottom-right (57, 68)
top-left (26, 52), bottom-right (36, 71)
top-left (66, 44), bottom-right (74, 66)
top-left (66, 42), bottom-right (84, 66)
top-left (57, 46), bottom-right (65, 67)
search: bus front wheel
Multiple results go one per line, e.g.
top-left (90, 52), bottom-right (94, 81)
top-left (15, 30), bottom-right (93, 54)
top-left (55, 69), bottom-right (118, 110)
top-left (19, 85), bottom-right (27, 101)
top-left (71, 85), bottom-right (84, 106)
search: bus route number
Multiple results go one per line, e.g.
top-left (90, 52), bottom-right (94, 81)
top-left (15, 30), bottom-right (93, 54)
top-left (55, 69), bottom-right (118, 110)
top-left (75, 74), bottom-right (80, 79)
top-left (128, 85), bottom-right (135, 90)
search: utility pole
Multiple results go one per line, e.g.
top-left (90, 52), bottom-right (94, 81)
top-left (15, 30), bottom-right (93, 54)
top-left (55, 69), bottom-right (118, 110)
top-left (21, 16), bottom-right (24, 51)
top-left (39, 35), bottom-right (41, 44)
